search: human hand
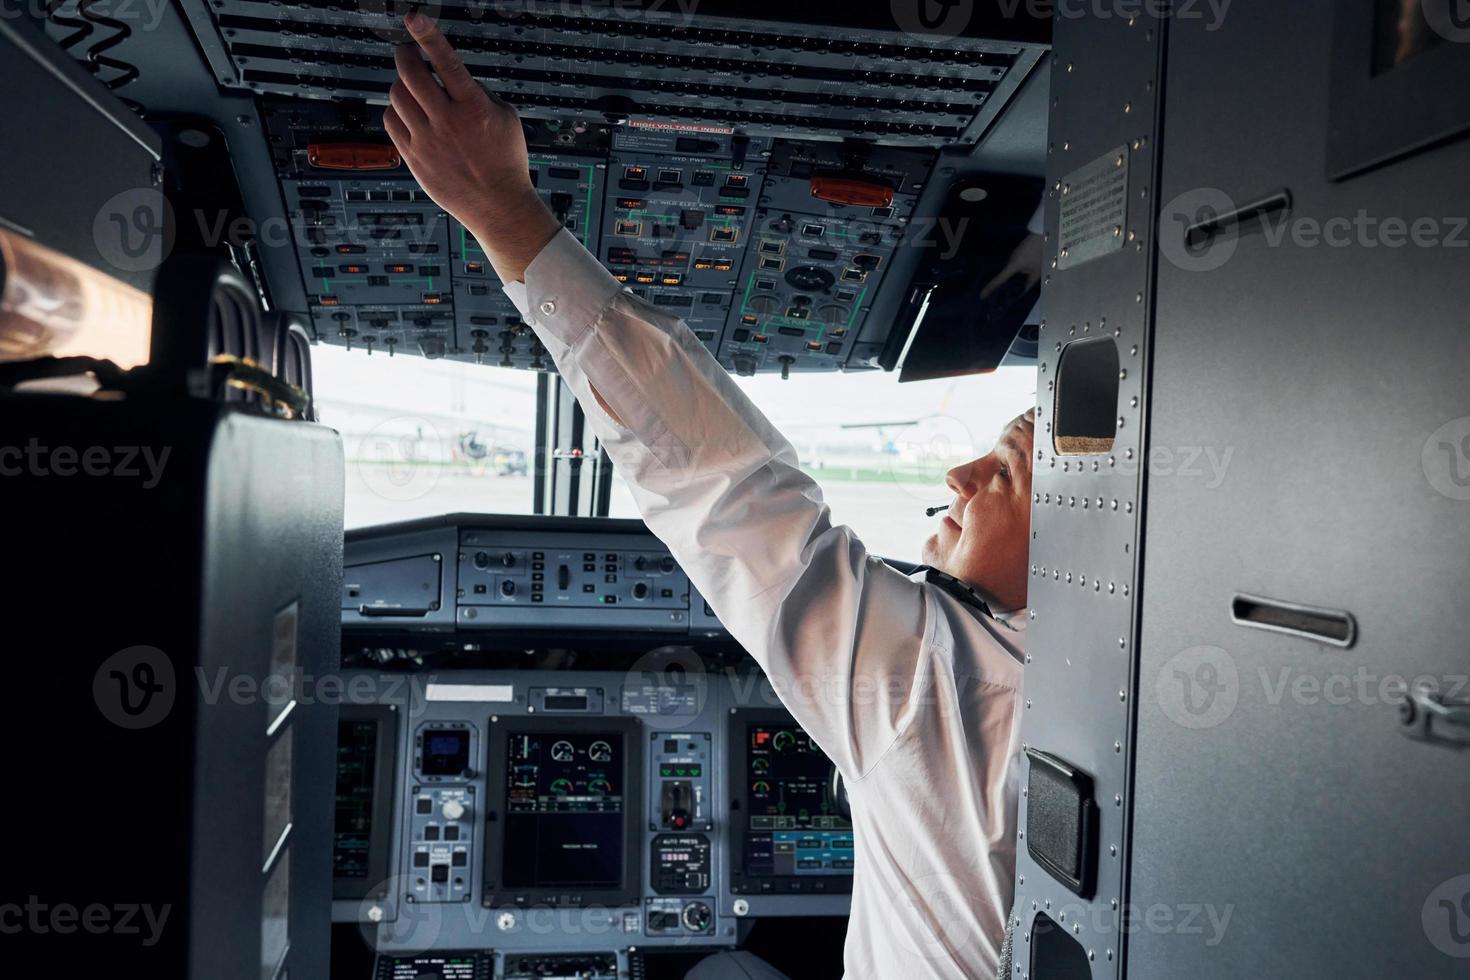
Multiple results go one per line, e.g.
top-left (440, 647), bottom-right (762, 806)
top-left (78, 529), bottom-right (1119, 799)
top-left (384, 13), bottom-right (562, 282)
top-left (980, 232), bottom-right (1044, 302)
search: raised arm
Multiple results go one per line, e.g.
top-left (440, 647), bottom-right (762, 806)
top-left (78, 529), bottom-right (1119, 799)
top-left (385, 14), bottom-right (939, 777)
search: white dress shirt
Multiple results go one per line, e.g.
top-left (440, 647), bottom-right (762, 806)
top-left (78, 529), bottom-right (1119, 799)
top-left (506, 230), bottom-right (1027, 979)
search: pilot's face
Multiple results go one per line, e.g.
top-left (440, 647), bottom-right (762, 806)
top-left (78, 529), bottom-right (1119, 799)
top-left (922, 410), bottom-right (1035, 612)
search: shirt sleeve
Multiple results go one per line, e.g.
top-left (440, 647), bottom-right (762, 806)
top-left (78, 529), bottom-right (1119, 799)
top-left (504, 229), bottom-right (936, 779)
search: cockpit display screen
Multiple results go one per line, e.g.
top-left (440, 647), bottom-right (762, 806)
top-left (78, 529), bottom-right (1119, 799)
top-left (742, 725), bottom-right (853, 879)
top-left (501, 731), bottom-right (625, 890)
top-left (334, 718), bottom-right (378, 879)
top-left (422, 729), bottom-right (471, 777)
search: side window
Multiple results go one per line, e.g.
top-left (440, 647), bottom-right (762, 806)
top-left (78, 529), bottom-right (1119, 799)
top-left (313, 346), bottom-right (539, 528)
top-left (610, 367), bottom-right (1038, 559)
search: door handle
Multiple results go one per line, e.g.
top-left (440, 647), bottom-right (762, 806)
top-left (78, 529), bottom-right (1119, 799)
top-left (1184, 190), bottom-right (1292, 249)
top-left (1231, 593), bottom-right (1356, 648)
top-left (1400, 681), bottom-right (1470, 749)
top-left (357, 604), bottom-right (433, 618)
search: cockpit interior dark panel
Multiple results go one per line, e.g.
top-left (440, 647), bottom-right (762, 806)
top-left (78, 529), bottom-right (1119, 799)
top-left (5, 2), bottom-right (1469, 980)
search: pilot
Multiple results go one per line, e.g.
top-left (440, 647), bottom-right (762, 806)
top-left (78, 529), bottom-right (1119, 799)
top-left (387, 15), bottom-right (1033, 978)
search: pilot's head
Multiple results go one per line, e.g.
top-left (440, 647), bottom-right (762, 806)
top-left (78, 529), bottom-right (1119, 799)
top-left (922, 409), bottom-right (1035, 613)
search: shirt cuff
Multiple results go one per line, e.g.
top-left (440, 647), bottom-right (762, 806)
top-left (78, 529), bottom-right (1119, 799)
top-left (502, 228), bottom-right (625, 344)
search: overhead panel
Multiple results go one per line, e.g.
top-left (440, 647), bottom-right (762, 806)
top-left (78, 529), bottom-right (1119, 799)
top-left (174, 0), bottom-right (1046, 375)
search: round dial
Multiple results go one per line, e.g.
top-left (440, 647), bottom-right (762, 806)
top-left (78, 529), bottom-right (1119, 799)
top-left (588, 740), bottom-right (613, 762)
top-left (772, 730), bottom-right (796, 753)
top-left (746, 294), bottom-right (782, 316)
top-left (550, 778), bottom-right (574, 796)
top-left (785, 266), bottom-right (837, 292)
top-left (816, 304), bottom-right (850, 326)
top-left (587, 778), bottom-right (613, 796)
top-left (681, 902), bottom-right (713, 933)
top-left (551, 740), bottom-right (575, 762)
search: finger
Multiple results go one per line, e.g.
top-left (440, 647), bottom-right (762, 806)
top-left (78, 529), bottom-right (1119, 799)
top-left (404, 12), bottom-right (481, 102)
top-left (394, 42), bottom-right (447, 112)
top-left (382, 105), bottom-right (411, 152)
top-left (980, 270), bottom-right (1008, 301)
top-left (388, 79), bottom-right (428, 132)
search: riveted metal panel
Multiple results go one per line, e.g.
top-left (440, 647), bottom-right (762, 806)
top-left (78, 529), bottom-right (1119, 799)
top-left (1131, 2), bottom-right (1470, 978)
top-left (1012, 10), bottom-right (1167, 977)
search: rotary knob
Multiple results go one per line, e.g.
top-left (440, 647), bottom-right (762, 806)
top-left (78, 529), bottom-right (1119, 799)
top-left (681, 901), bottom-right (712, 933)
top-left (441, 799), bottom-right (467, 821)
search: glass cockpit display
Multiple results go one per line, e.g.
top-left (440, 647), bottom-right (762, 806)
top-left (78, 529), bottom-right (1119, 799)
top-left (334, 718), bottom-right (378, 880)
top-left (502, 731), bottom-right (626, 890)
top-left (742, 725), bottom-right (853, 879)
top-left (422, 729), bottom-right (471, 777)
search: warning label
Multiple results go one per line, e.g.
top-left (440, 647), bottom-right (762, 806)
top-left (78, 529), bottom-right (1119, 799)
top-left (1057, 146), bottom-right (1129, 271)
top-left (628, 119), bottom-right (736, 136)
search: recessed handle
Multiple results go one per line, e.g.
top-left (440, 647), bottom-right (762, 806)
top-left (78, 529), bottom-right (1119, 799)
top-left (1230, 594), bottom-right (1356, 648)
top-left (357, 604), bottom-right (433, 618)
top-left (1185, 190), bottom-right (1292, 249)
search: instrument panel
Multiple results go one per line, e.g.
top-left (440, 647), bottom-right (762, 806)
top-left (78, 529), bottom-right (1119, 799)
top-left (181, 1), bottom-right (1044, 148)
top-left (342, 515), bottom-right (724, 635)
top-left (266, 101), bottom-right (942, 376)
top-left (333, 669), bottom-right (852, 972)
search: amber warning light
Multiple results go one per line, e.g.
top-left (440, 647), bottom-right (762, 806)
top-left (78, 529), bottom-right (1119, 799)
top-left (307, 143), bottom-right (402, 171)
top-left (809, 177), bottom-right (895, 209)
